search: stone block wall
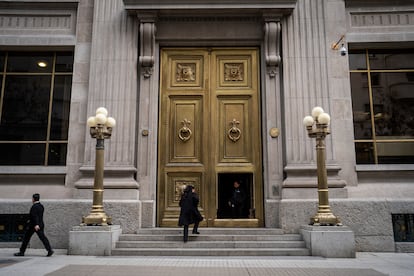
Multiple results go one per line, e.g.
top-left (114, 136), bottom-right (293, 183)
top-left (0, 200), bottom-right (140, 249)
top-left (279, 199), bottom-right (414, 252)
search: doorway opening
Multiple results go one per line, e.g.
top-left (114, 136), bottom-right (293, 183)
top-left (217, 173), bottom-right (253, 219)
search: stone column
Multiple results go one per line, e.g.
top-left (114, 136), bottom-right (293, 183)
top-left (74, 0), bottom-right (139, 199)
top-left (325, 0), bottom-right (358, 187)
top-left (66, 0), bottom-right (94, 189)
top-left (281, 0), bottom-right (348, 199)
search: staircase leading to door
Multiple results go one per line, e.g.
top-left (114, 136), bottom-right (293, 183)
top-left (112, 228), bottom-right (310, 256)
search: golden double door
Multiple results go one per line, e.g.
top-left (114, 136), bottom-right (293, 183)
top-left (157, 48), bottom-right (263, 227)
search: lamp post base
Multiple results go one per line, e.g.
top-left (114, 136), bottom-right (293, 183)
top-left (310, 212), bottom-right (342, 226)
top-left (300, 225), bottom-right (355, 258)
top-left (82, 213), bottom-right (112, 226)
top-left (69, 225), bottom-right (121, 256)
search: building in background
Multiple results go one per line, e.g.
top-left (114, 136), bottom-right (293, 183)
top-left (0, 0), bottom-right (413, 252)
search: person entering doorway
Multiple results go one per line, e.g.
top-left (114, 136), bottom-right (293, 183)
top-left (178, 185), bottom-right (203, 242)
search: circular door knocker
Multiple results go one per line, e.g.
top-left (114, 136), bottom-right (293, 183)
top-left (178, 118), bottom-right (192, 142)
top-left (228, 118), bottom-right (241, 142)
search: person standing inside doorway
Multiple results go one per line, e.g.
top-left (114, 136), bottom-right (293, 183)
top-left (14, 193), bottom-right (54, 257)
top-left (228, 180), bottom-right (247, 218)
top-left (178, 185), bottom-right (203, 242)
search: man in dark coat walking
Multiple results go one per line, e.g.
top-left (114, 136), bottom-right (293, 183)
top-left (14, 193), bottom-right (54, 257)
top-left (178, 185), bottom-right (203, 242)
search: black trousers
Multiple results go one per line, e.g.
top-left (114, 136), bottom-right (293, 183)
top-left (183, 221), bottom-right (199, 242)
top-left (20, 227), bottom-right (52, 253)
top-left (231, 204), bottom-right (244, 218)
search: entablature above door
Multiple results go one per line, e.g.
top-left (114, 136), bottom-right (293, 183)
top-left (127, 1), bottom-right (288, 78)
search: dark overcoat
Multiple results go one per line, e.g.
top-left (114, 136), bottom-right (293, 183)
top-left (178, 192), bottom-right (203, 226)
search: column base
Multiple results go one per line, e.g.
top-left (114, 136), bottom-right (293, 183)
top-left (282, 164), bottom-right (347, 199)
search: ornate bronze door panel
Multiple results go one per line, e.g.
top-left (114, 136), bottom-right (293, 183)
top-left (158, 48), bottom-right (263, 227)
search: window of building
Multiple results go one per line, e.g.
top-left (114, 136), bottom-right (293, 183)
top-left (392, 214), bottom-right (414, 242)
top-left (349, 49), bottom-right (414, 165)
top-left (0, 51), bottom-right (73, 166)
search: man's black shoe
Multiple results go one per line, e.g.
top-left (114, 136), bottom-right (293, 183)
top-left (192, 231), bottom-right (200, 234)
top-left (14, 252), bottom-right (24, 256)
top-left (47, 250), bottom-right (54, 257)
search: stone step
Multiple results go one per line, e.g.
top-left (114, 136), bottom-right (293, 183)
top-left (133, 228), bottom-right (284, 235)
top-left (111, 247), bottom-right (310, 256)
top-left (119, 234), bottom-right (303, 242)
top-left (116, 240), bottom-right (306, 248)
top-left (113, 228), bottom-right (309, 256)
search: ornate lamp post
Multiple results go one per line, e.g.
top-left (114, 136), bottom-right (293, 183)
top-left (303, 107), bottom-right (341, 226)
top-left (82, 107), bottom-right (116, 225)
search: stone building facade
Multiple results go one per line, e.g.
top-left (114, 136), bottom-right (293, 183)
top-left (0, 0), bottom-right (413, 252)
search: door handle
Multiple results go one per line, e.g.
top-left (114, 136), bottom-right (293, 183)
top-left (228, 118), bottom-right (241, 142)
top-left (178, 118), bottom-right (192, 142)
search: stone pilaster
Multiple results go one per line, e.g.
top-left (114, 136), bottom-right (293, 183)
top-left (325, 0), bottom-right (358, 187)
top-left (74, 0), bottom-right (139, 199)
top-left (281, 0), bottom-right (348, 197)
top-left (136, 13), bottom-right (159, 227)
top-left (262, 17), bottom-right (284, 227)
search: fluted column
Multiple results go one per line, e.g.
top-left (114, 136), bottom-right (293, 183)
top-left (282, 0), bottom-right (347, 198)
top-left (75, 0), bottom-right (139, 198)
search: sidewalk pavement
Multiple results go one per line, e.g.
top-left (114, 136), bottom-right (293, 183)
top-left (0, 248), bottom-right (413, 276)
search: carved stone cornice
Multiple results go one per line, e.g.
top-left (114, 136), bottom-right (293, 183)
top-left (124, 0), bottom-right (297, 13)
top-left (264, 20), bottom-right (281, 77)
top-left (345, 0), bottom-right (414, 8)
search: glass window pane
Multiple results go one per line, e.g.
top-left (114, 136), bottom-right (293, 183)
top-left (369, 49), bottom-right (414, 70)
top-left (0, 51), bottom-right (73, 166)
top-left (349, 51), bottom-right (367, 70)
top-left (371, 72), bottom-right (414, 137)
top-left (0, 76), bottom-right (51, 140)
top-left (355, 142), bottom-right (375, 164)
top-left (0, 143), bottom-right (45, 165)
top-left (55, 52), bottom-right (74, 72)
top-left (377, 141), bottom-right (414, 164)
top-left (50, 76), bottom-right (72, 140)
top-left (350, 72), bottom-right (372, 139)
top-left (7, 52), bottom-right (53, 73)
top-left (48, 143), bottom-right (67, 165)
top-left (0, 52), bottom-right (3, 98)
top-left (0, 51), bottom-right (4, 71)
